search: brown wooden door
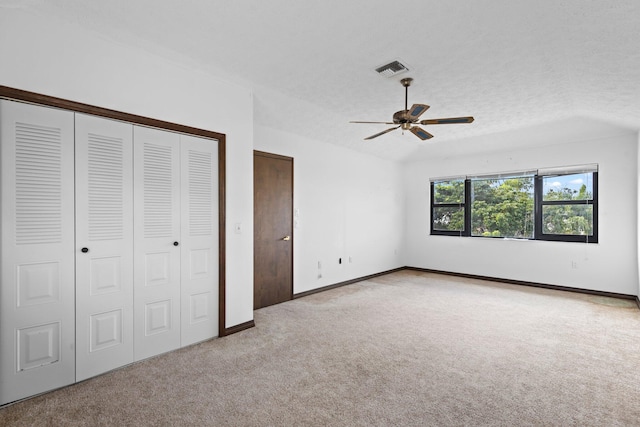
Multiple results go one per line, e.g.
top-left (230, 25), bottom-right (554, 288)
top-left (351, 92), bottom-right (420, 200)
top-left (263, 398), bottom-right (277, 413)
top-left (254, 151), bottom-right (293, 309)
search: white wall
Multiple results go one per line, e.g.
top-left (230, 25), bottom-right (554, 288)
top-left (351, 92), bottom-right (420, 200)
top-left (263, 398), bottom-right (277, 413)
top-left (254, 125), bottom-right (404, 294)
top-left (0, 9), bottom-right (254, 328)
top-left (404, 123), bottom-right (639, 295)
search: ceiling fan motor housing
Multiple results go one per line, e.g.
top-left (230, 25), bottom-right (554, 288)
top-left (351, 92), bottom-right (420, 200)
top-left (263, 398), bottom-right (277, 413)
top-left (393, 110), bottom-right (415, 128)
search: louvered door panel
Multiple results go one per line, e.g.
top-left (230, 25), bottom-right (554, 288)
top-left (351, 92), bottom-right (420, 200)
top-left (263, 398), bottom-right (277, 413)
top-left (75, 114), bottom-right (134, 381)
top-left (15, 123), bottom-right (64, 245)
top-left (133, 126), bottom-right (181, 361)
top-left (0, 100), bottom-right (75, 405)
top-left (180, 135), bottom-right (219, 346)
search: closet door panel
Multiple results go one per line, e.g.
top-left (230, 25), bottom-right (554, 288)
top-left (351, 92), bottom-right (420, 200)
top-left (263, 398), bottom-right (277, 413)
top-left (180, 135), bottom-right (219, 346)
top-left (133, 126), bottom-right (181, 361)
top-left (0, 100), bottom-right (75, 405)
top-left (75, 114), bottom-right (134, 381)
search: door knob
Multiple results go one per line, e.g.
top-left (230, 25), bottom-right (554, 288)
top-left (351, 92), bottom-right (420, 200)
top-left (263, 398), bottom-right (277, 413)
top-left (282, 235), bottom-right (291, 241)
top-left (81, 247), bottom-right (89, 253)
top-left (173, 241), bottom-right (179, 246)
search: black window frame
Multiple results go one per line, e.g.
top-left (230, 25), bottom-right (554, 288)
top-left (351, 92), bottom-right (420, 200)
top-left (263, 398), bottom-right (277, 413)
top-left (430, 169), bottom-right (598, 243)
top-left (430, 179), bottom-right (470, 236)
top-left (534, 171), bottom-right (598, 243)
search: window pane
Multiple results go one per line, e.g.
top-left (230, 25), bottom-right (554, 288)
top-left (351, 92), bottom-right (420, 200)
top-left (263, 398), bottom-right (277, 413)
top-left (433, 180), bottom-right (464, 204)
top-left (432, 206), bottom-right (464, 231)
top-left (542, 173), bottom-right (593, 201)
top-left (471, 177), bottom-right (534, 238)
top-left (542, 204), bottom-right (593, 235)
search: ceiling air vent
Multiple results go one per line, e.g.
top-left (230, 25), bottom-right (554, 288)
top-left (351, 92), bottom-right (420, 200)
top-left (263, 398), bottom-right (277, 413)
top-left (375, 60), bottom-right (409, 77)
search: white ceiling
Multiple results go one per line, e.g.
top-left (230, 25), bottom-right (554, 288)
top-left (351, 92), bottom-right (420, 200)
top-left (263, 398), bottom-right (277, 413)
top-left (11, 0), bottom-right (640, 161)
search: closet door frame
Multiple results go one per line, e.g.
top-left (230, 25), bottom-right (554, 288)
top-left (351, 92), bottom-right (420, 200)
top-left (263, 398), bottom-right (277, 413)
top-left (0, 85), bottom-right (249, 337)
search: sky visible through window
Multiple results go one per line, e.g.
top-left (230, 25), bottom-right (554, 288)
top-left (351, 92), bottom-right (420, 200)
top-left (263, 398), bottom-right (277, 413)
top-left (543, 173), bottom-right (592, 200)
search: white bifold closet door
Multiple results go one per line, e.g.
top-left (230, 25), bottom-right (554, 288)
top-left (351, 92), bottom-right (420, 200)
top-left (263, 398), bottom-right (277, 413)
top-left (179, 134), bottom-right (218, 346)
top-left (75, 114), bottom-right (134, 381)
top-left (0, 99), bottom-right (219, 404)
top-left (133, 126), bottom-right (182, 361)
top-left (133, 127), bottom-right (219, 360)
top-left (0, 100), bottom-right (76, 405)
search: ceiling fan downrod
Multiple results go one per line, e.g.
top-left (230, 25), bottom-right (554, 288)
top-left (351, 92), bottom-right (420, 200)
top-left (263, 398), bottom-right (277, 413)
top-left (401, 77), bottom-right (413, 112)
top-left (400, 77), bottom-right (413, 129)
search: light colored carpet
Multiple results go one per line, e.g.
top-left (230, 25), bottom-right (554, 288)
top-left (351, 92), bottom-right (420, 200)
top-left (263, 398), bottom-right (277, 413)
top-left (1, 270), bottom-right (640, 426)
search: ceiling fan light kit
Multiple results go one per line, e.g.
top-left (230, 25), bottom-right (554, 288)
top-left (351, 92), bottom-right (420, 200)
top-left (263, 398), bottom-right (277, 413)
top-left (351, 77), bottom-right (474, 141)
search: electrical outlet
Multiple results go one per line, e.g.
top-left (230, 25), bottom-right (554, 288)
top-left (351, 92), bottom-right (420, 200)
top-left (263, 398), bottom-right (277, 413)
top-left (571, 261), bottom-right (578, 269)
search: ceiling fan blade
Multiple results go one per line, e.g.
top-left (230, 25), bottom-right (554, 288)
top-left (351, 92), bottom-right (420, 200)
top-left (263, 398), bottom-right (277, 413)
top-left (407, 104), bottom-right (430, 120)
top-left (350, 121), bottom-right (395, 124)
top-left (410, 126), bottom-right (434, 140)
top-left (420, 116), bottom-right (475, 125)
top-left (364, 126), bottom-right (400, 140)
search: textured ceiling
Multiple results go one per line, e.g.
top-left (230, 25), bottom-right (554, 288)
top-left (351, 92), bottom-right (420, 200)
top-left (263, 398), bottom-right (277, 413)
top-left (8, 0), bottom-right (640, 161)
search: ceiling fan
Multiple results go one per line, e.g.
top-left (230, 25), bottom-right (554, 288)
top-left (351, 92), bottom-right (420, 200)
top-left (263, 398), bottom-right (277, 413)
top-left (350, 77), bottom-right (474, 141)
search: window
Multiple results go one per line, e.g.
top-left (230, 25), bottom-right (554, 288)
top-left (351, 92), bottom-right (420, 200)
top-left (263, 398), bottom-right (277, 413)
top-left (470, 174), bottom-right (534, 238)
top-left (430, 179), bottom-right (467, 235)
top-left (535, 169), bottom-right (598, 243)
top-left (430, 166), bottom-right (598, 243)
